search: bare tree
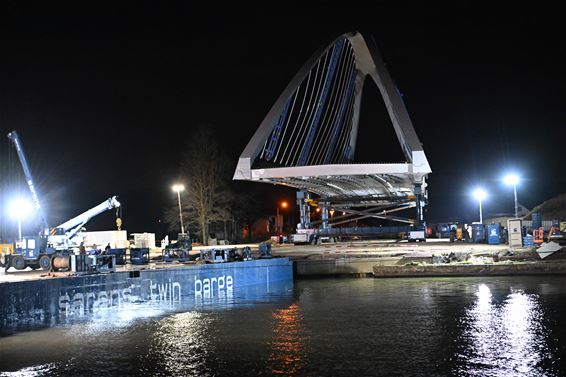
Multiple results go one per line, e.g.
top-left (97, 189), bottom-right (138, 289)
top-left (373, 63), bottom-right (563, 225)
top-left (164, 125), bottom-right (233, 245)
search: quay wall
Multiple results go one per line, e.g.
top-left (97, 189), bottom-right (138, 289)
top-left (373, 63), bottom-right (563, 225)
top-left (372, 261), bottom-right (566, 278)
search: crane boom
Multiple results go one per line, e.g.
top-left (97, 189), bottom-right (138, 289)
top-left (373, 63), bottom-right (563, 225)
top-left (7, 131), bottom-right (50, 233)
top-left (49, 196), bottom-right (121, 250)
top-left (56, 196), bottom-right (120, 233)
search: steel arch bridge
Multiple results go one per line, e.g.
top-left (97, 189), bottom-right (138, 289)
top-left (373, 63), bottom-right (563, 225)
top-left (234, 31), bottom-right (431, 238)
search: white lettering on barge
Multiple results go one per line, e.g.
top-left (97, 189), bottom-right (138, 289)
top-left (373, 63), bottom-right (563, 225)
top-left (58, 279), bottom-right (181, 315)
top-left (194, 274), bottom-right (233, 298)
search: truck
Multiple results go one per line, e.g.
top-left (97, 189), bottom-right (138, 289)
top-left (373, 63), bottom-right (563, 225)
top-left (0, 130), bottom-right (121, 271)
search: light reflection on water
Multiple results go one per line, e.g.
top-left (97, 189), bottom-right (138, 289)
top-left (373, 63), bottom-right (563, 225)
top-left (1, 277), bottom-right (566, 376)
top-left (456, 283), bottom-right (554, 377)
top-left (267, 303), bottom-right (306, 376)
top-left (0, 363), bottom-right (57, 377)
top-left (145, 311), bottom-right (216, 377)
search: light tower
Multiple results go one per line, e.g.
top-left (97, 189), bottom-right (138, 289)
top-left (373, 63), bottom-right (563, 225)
top-left (172, 184), bottom-right (185, 234)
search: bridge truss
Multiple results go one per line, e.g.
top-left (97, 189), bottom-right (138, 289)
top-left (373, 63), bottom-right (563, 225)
top-left (234, 31), bottom-right (431, 239)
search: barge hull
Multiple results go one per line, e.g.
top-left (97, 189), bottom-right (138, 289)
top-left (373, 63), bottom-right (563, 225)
top-left (0, 258), bottom-right (293, 328)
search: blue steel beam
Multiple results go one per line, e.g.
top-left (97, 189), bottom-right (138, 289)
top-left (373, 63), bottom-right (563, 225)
top-left (324, 68), bottom-right (357, 164)
top-left (264, 98), bottom-right (291, 161)
top-left (297, 39), bottom-right (344, 166)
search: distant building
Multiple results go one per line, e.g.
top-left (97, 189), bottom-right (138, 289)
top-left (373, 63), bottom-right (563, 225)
top-left (241, 218), bottom-right (271, 242)
top-left (484, 202), bottom-right (531, 225)
top-left (130, 232), bottom-right (156, 248)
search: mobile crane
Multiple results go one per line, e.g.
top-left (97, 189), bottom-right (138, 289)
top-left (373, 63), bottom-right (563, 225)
top-left (0, 131), bottom-right (121, 271)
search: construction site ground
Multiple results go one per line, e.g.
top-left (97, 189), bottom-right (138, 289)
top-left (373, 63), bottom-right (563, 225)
top-left (271, 238), bottom-right (510, 260)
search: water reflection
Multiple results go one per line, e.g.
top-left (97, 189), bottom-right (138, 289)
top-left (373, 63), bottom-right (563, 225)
top-left (2, 278), bottom-right (565, 376)
top-left (267, 303), bottom-right (306, 376)
top-left (457, 284), bottom-right (552, 376)
top-left (0, 363), bottom-right (57, 377)
top-left (145, 311), bottom-right (215, 377)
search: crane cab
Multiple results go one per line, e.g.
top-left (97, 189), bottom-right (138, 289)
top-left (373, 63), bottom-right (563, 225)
top-left (1, 236), bottom-right (54, 271)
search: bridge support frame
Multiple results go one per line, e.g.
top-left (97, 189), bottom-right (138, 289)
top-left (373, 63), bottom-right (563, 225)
top-left (296, 191), bottom-right (312, 230)
top-left (414, 184), bottom-right (423, 228)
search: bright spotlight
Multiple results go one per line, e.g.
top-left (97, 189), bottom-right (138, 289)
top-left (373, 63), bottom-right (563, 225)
top-left (9, 199), bottom-right (32, 220)
top-left (473, 188), bottom-right (487, 201)
top-left (503, 174), bottom-right (519, 186)
top-left (172, 184), bottom-right (185, 193)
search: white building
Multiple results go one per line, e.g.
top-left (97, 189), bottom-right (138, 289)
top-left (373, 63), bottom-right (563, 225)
top-left (83, 230), bottom-right (129, 249)
top-left (131, 232), bottom-right (156, 248)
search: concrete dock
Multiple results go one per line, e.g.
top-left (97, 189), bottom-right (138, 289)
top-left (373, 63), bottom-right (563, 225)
top-left (271, 239), bottom-right (566, 277)
top-left (272, 239), bottom-right (516, 277)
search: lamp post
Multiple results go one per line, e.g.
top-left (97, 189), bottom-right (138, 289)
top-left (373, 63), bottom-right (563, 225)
top-left (172, 184), bottom-right (185, 234)
top-left (503, 174), bottom-right (520, 218)
top-left (473, 188), bottom-right (487, 224)
top-left (9, 199), bottom-right (32, 240)
top-left (276, 201), bottom-right (288, 234)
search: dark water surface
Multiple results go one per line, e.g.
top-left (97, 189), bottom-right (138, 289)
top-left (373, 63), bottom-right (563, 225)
top-left (1, 276), bottom-right (566, 376)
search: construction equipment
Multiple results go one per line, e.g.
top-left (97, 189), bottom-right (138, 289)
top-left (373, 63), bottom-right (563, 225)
top-left (50, 196), bottom-right (121, 251)
top-left (548, 221), bottom-right (566, 245)
top-left (0, 244), bottom-right (14, 267)
top-left (105, 248), bottom-right (127, 265)
top-left (198, 247), bottom-right (254, 263)
top-left (69, 254), bottom-right (116, 273)
top-left (240, 246), bottom-right (253, 261)
top-left (1, 130), bottom-right (121, 271)
top-left (258, 242), bottom-right (272, 258)
top-left (533, 227), bottom-right (545, 245)
top-left (200, 248), bottom-right (231, 263)
top-left (162, 233), bottom-right (194, 262)
top-left (130, 248), bottom-right (150, 265)
top-left (2, 197), bottom-right (121, 271)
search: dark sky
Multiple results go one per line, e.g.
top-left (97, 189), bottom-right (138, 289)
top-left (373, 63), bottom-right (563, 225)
top-left (1, 2), bottom-right (565, 239)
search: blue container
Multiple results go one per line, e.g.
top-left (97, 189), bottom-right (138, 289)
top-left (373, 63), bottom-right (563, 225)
top-left (106, 248), bottom-right (127, 265)
top-left (523, 235), bottom-right (535, 247)
top-left (532, 212), bottom-right (542, 229)
top-left (130, 248), bottom-right (150, 265)
top-left (487, 224), bottom-right (500, 245)
top-left (439, 224), bottom-right (451, 238)
top-left (472, 223), bottom-right (486, 243)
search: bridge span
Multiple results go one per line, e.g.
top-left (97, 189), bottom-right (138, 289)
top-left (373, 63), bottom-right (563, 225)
top-left (234, 31), bottom-right (431, 241)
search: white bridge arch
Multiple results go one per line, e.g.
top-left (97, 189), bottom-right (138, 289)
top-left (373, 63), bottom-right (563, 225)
top-left (234, 31), bottom-right (431, 237)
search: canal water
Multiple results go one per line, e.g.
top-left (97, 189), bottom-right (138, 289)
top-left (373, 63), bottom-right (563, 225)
top-left (1, 276), bottom-right (566, 376)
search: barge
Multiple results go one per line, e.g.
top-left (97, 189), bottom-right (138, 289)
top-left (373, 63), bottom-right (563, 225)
top-left (0, 257), bottom-right (294, 330)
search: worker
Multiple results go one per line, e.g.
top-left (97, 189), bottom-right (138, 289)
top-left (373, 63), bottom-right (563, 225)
top-left (466, 224), bottom-right (473, 241)
top-left (79, 242), bottom-right (86, 255)
top-left (89, 244), bottom-right (100, 255)
top-left (104, 243), bottom-right (111, 254)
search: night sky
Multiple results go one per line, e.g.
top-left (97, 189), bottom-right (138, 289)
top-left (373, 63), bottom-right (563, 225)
top-left (1, 3), bottom-right (565, 239)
